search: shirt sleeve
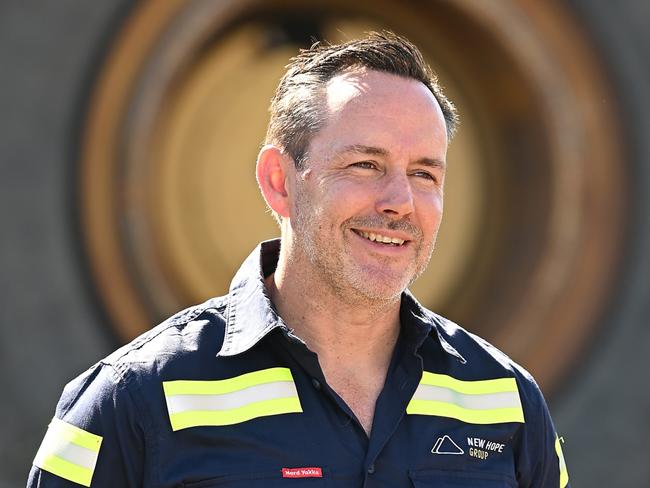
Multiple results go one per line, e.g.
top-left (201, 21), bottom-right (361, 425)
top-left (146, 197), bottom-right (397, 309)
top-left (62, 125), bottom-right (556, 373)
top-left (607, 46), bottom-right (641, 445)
top-left (514, 372), bottom-right (570, 488)
top-left (27, 361), bottom-right (147, 487)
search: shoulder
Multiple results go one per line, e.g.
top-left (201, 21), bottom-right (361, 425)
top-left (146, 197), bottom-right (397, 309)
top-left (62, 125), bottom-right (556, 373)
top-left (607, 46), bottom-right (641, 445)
top-left (420, 310), bottom-right (547, 410)
top-left (55, 296), bottom-right (229, 422)
top-left (102, 296), bottom-right (229, 375)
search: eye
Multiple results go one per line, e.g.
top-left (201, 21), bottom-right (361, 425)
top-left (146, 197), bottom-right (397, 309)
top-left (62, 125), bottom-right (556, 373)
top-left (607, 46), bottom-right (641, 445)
top-left (412, 170), bottom-right (438, 183)
top-left (351, 160), bottom-right (378, 170)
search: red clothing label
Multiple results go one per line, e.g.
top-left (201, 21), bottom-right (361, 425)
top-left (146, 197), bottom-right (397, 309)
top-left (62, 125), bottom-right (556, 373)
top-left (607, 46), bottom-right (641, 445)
top-left (281, 467), bottom-right (323, 478)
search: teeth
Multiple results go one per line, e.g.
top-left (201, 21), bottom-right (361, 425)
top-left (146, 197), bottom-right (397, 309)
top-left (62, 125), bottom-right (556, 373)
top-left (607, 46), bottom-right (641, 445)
top-left (358, 230), bottom-right (405, 246)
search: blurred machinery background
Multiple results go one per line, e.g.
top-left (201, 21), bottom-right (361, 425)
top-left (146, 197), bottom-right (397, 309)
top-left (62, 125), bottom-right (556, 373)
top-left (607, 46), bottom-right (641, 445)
top-left (2, 1), bottom-right (649, 486)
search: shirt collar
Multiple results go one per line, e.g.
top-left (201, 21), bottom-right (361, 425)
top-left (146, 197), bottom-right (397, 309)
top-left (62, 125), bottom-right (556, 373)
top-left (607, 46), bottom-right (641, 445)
top-left (217, 239), bottom-right (284, 357)
top-left (400, 291), bottom-right (467, 364)
top-left (217, 238), bottom-right (465, 364)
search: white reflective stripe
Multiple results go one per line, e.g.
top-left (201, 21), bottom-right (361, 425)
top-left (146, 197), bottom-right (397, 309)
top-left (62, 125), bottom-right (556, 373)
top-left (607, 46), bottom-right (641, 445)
top-left (33, 418), bottom-right (102, 486)
top-left (34, 433), bottom-right (97, 470)
top-left (412, 384), bottom-right (523, 410)
top-left (559, 448), bottom-right (567, 471)
top-left (166, 380), bottom-right (299, 414)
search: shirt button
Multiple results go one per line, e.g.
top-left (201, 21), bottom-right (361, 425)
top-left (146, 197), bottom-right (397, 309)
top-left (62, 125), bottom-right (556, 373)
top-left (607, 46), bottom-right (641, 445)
top-left (311, 378), bottom-right (321, 390)
top-left (367, 464), bottom-right (376, 475)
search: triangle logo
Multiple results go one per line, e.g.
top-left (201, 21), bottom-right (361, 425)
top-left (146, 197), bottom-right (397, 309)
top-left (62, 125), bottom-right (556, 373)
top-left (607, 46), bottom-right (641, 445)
top-left (431, 435), bottom-right (465, 455)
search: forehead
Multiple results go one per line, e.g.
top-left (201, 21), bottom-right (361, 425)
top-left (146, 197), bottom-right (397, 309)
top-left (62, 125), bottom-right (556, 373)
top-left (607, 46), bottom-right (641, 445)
top-left (315, 69), bottom-right (448, 157)
top-left (325, 68), bottom-right (440, 114)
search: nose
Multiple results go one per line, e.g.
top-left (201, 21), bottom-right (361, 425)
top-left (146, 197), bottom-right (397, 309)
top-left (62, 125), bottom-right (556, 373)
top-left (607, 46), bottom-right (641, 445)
top-left (375, 173), bottom-right (414, 217)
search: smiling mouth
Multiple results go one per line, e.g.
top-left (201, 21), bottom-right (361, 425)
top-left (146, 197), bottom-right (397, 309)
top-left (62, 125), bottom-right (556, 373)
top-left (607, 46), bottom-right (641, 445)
top-left (352, 229), bottom-right (407, 246)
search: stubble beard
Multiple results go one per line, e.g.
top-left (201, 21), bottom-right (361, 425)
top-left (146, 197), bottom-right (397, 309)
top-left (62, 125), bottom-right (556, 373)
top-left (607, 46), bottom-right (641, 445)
top-left (291, 189), bottom-right (435, 307)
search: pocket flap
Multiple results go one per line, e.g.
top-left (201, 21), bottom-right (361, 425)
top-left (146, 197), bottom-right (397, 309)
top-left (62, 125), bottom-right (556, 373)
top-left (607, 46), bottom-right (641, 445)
top-left (410, 468), bottom-right (516, 487)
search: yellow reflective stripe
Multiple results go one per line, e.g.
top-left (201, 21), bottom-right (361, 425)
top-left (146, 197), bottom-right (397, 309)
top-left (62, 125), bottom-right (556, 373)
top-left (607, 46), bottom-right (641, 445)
top-left (169, 396), bottom-right (303, 431)
top-left (407, 372), bottom-right (525, 424)
top-left (419, 372), bottom-right (519, 395)
top-left (48, 418), bottom-right (102, 452)
top-left (36, 454), bottom-right (94, 487)
top-left (163, 367), bottom-right (294, 396)
top-left (556, 436), bottom-right (569, 487)
top-left (33, 418), bottom-right (102, 487)
top-left (407, 399), bottom-right (524, 424)
top-left (163, 368), bottom-right (303, 431)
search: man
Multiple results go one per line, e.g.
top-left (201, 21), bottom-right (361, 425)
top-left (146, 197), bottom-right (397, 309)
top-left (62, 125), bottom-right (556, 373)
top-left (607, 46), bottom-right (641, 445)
top-left (28, 32), bottom-right (569, 487)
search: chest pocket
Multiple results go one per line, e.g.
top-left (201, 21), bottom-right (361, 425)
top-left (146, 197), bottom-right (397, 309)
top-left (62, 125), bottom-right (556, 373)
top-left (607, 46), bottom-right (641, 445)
top-left (182, 470), bottom-right (329, 487)
top-left (410, 469), bottom-right (517, 488)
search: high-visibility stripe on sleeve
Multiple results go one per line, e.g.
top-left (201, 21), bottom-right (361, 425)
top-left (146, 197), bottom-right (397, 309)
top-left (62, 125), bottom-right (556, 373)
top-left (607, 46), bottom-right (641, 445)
top-left (163, 367), bottom-right (302, 431)
top-left (406, 372), bottom-right (525, 424)
top-left (33, 417), bottom-right (102, 487)
top-left (555, 436), bottom-right (569, 487)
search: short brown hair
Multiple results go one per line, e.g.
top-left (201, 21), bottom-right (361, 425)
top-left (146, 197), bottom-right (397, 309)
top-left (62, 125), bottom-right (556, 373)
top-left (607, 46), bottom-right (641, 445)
top-left (265, 31), bottom-right (458, 169)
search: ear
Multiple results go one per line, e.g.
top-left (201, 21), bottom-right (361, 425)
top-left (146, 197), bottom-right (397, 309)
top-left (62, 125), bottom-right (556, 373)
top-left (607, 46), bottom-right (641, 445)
top-left (256, 145), bottom-right (293, 218)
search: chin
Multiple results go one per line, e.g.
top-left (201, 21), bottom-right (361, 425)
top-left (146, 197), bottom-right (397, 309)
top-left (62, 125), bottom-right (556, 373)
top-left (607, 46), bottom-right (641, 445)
top-left (348, 271), bottom-right (413, 302)
top-left (362, 287), bottom-right (404, 303)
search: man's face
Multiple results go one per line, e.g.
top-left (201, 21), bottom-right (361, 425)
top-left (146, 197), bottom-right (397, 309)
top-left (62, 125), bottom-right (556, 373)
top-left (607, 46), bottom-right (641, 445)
top-left (288, 68), bottom-right (448, 303)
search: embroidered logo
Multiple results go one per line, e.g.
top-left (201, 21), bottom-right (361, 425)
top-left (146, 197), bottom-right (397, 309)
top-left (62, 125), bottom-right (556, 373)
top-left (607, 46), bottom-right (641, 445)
top-left (431, 435), bottom-right (464, 455)
top-left (282, 467), bottom-right (323, 478)
top-left (467, 437), bottom-right (506, 460)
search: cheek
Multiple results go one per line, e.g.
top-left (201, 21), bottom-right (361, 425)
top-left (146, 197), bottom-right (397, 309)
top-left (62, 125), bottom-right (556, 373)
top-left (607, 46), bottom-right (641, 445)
top-left (416, 193), bottom-right (444, 230)
top-left (320, 180), bottom-right (372, 213)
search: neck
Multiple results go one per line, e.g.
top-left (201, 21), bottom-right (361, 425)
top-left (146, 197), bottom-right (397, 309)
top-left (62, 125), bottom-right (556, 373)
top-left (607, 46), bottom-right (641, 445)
top-left (266, 240), bottom-right (402, 370)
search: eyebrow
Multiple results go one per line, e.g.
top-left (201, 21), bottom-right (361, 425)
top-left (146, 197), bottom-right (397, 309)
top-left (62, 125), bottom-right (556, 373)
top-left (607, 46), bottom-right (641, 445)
top-left (337, 144), bottom-right (446, 169)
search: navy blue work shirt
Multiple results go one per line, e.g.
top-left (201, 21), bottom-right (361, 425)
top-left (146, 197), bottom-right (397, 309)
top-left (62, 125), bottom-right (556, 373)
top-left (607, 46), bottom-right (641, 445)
top-left (28, 239), bottom-right (569, 487)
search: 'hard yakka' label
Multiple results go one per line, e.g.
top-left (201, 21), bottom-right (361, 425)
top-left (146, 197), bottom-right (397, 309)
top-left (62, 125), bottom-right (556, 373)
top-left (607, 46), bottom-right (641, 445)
top-left (281, 467), bottom-right (323, 478)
